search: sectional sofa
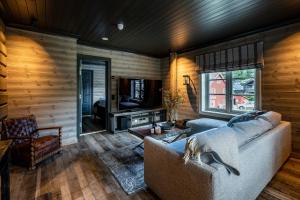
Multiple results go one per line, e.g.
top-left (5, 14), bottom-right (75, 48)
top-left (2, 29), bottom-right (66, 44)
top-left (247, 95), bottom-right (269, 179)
top-left (144, 115), bottom-right (291, 200)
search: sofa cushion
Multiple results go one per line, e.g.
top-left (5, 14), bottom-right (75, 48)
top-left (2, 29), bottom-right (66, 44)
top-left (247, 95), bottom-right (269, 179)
top-left (183, 127), bottom-right (240, 175)
top-left (186, 118), bottom-right (227, 135)
top-left (256, 111), bottom-right (281, 128)
top-left (227, 111), bottom-right (265, 127)
top-left (167, 138), bottom-right (187, 155)
top-left (232, 118), bottom-right (273, 147)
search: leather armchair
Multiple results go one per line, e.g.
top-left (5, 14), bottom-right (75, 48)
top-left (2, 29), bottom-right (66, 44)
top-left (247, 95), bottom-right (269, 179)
top-left (1, 115), bottom-right (62, 169)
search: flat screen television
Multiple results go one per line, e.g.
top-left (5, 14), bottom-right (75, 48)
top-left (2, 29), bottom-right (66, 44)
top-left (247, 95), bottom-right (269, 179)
top-left (118, 78), bottom-right (162, 111)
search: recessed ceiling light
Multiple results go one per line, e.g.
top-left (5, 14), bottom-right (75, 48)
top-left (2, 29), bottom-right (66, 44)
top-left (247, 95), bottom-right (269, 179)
top-left (102, 37), bottom-right (109, 41)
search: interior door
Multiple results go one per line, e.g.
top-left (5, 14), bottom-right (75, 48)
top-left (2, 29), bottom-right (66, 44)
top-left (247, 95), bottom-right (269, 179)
top-left (82, 69), bottom-right (93, 115)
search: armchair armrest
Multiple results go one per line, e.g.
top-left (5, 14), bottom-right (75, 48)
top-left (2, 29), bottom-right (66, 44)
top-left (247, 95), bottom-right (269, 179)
top-left (37, 126), bottom-right (62, 139)
top-left (37, 126), bottom-right (62, 131)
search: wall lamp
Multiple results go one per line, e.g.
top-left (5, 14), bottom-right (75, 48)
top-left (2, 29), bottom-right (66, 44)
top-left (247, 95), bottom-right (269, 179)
top-left (183, 75), bottom-right (190, 85)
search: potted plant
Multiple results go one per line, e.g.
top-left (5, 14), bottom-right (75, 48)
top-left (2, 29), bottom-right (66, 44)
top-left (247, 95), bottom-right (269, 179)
top-left (163, 89), bottom-right (184, 126)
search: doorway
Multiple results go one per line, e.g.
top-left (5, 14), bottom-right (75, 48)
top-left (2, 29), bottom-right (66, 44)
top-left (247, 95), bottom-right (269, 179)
top-left (77, 55), bottom-right (111, 136)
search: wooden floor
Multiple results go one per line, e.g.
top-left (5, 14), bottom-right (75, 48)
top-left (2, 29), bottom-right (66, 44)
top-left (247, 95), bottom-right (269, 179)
top-left (10, 132), bottom-right (300, 200)
top-left (82, 116), bottom-right (105, 134)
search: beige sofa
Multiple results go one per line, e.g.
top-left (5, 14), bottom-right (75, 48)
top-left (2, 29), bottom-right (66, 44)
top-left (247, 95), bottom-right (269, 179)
top-left (144, 121), bottom-right (291, 200)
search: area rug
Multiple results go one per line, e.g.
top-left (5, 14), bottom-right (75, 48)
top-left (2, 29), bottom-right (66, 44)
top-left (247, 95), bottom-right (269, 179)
top-left (99, 144), bottom-right (145, 195)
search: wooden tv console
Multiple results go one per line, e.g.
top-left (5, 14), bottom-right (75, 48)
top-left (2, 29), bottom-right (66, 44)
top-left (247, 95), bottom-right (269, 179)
top-left (109, 108), bottom-right (166, 133)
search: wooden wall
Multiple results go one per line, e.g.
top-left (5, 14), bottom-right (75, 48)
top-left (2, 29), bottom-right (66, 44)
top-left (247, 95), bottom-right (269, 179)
top-left (82, 64), bottom-right (106, 104)
top-left (0, 18), bottom-right (7, 122)
top-left (6, 28), bottom-right (78, 145)
top-left (77, 45), bottom-right (161, 112)
top-left (5, 28), bottom-right (161, 144)
top-left (163, 22), bottom-right (300, 154)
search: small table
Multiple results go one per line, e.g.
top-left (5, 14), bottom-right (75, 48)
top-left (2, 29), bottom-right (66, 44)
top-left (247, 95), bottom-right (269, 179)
top-left (128, 123), bottom-right (191, 149)
top-left (0, 140), bottom-right (12, 200)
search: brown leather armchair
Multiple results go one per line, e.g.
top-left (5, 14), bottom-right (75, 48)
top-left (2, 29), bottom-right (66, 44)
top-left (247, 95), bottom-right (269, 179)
top-left (1, 115), bottom-right (62, 169)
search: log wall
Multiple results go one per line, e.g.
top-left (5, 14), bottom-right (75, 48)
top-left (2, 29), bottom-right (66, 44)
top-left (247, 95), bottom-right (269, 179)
top-left (6, 28), bottom-right (161, 144)
top-left (0, 18), bottom-right (7, 122)
top-left (6, 28), bottom-right (78, 145)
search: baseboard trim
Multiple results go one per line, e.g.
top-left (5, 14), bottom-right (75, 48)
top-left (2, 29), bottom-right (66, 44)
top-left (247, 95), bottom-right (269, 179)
top-left (62, 137), bottom-right (78, 146)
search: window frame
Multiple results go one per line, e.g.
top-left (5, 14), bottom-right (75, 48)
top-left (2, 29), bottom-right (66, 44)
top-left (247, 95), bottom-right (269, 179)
top-left (200, 69), bottom-right (261, 118)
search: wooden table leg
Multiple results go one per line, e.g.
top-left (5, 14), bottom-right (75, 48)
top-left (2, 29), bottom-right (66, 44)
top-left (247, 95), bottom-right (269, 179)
top-left (133, 141), bottom-right (144, 150)
top-left (1, 153), bottom-right (10, 200)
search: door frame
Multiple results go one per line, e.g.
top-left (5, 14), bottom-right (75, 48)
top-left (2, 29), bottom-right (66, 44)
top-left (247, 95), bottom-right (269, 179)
top-left (81, 69), bottom-right (93, 116)
top-left (77, 54), bottom-right (112, 137)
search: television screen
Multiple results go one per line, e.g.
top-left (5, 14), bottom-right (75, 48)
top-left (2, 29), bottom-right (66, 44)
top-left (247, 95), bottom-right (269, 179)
top-left (118, 78), bottom-right (162, 111)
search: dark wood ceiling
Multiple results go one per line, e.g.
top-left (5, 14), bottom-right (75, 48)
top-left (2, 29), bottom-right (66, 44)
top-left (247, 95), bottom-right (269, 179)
top-left (1, 0), bottom-right (300, 57)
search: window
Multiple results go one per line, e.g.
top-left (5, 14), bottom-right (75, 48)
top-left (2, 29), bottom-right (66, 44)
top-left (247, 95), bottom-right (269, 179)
top-left (201, 69), bottom-right (260, 115)
top-left (132, 79), bottom-right (144, 100)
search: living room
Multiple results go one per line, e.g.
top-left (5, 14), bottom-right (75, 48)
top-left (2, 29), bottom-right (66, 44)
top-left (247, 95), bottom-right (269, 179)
top-left (0, 1), bottom-right (299, 200)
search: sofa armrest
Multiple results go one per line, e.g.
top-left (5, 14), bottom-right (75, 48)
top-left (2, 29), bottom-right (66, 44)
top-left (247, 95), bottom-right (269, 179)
top-left (144, 137), bottom-right (217, 200)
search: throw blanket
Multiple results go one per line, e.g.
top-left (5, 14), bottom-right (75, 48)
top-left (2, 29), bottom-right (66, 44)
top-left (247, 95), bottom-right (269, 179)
top-left (183, 127), bottom-right (240, 176)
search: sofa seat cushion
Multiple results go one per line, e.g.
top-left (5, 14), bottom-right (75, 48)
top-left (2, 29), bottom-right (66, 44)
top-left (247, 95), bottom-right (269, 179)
top-left (186, 118), bottom-right (227, 135)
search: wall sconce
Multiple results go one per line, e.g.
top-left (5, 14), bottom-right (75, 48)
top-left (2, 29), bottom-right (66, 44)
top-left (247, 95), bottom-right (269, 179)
top-left (183, 75), bottom-right (190, 85)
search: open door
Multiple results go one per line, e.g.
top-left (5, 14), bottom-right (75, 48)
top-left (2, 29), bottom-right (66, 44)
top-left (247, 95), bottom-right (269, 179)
top-left (78, 55), bottom-right (111, 136)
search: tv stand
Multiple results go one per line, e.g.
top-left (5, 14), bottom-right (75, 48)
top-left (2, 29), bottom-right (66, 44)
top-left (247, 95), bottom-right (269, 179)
top-left (109, 108), bottom-right (166, 133)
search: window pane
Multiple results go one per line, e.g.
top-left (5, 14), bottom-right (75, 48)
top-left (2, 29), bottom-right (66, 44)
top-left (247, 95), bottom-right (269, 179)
top-left (232, 69), bottom-right (255, 79)
top-left (209, 80), bottom-right (226, 94)
top-left (232, 95), bottom-right (255, 112)
top-left (209, 95), bottom-right (226, 109)
top-left (209, 72), bottom-right (226, 80)
top-left (232, 78), bottom-right (255, 95)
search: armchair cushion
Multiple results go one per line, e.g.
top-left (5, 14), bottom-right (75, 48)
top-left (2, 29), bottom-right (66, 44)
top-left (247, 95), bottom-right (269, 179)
top-left (34, 136), bottom-right (60, 160)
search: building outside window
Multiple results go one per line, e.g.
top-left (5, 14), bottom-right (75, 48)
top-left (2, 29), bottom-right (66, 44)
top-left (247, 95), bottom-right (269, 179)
top-left (201, 68), bottom-right (260, 115)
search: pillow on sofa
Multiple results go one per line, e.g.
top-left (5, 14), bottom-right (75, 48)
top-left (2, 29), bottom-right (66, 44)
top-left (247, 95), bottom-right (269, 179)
top-left (227, 110), bottom-right (265, 127)
top-left (183, 127), bottom-right (240, 175)
top-left (232, 118), bottom-right (273, 147)
top-left (186, 118), bottom-right (227, 136)
top-left (256, 111), bottom-right (281, 128)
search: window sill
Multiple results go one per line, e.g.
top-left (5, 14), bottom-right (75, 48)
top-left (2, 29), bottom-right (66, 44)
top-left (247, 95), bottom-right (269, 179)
top-left (199, 110), bottom-right (237, 120)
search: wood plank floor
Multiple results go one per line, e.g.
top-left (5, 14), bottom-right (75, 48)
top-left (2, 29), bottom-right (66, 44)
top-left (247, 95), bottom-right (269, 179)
top-left (10, 132), bottom-right (300, 200)
top-left (82, 116), bottom-right (105, 134)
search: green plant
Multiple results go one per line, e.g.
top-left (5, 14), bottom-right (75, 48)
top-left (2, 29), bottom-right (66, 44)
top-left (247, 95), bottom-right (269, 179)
top-left (163, 89), bottom-right (184, 122)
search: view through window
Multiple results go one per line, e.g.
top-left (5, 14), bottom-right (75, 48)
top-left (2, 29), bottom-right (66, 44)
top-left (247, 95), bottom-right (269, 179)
top-left (202, 69), bottom-right (258, 114)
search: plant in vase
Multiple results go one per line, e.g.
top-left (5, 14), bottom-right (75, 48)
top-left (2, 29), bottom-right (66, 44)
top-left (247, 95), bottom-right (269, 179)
top-left (163, 89), bottom-right (184, 126)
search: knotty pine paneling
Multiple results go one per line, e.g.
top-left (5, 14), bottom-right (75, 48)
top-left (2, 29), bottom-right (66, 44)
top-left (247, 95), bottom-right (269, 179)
top-left (6, 27), bottom-right (77, 145)
top-left (0, 17), bottom-right (8, 121)
top-left (77, 45), bottom-right (161, 112)
top-left (164, 22), bottom-right (300, 154)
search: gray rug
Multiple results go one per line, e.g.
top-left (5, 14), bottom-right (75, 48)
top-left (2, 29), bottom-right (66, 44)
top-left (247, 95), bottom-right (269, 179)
top-left (99, 144), bottom-right (145, 195)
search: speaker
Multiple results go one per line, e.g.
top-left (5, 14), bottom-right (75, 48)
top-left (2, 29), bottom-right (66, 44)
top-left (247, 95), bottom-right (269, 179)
top-left (117, 116), bottom-right (129, 130)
